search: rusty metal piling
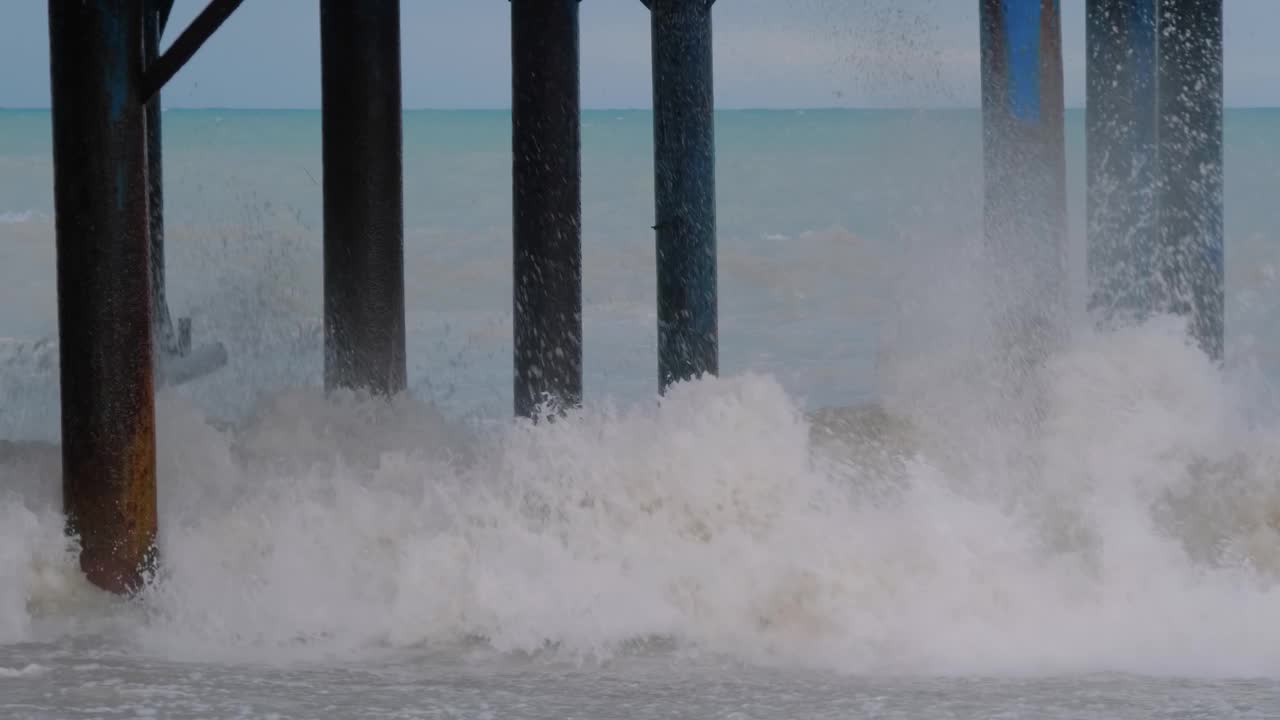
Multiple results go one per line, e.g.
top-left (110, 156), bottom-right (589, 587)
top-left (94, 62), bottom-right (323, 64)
top-left (48, 0), bottom-right (157, 594)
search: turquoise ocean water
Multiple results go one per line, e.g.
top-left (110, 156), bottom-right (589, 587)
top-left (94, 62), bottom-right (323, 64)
top-left (3, 109), bottom-right (1280, 716)
top-left (1, 109), bottom-right (995, 428)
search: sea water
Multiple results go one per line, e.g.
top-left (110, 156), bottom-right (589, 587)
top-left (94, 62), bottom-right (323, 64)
top-left (3, 109), bottom-right (1280, 717)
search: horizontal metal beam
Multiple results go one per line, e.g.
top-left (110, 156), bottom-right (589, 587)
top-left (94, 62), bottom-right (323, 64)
top-left (140, 0), bottom-right (244, 103)
top-left (639, 0), bottom-right (716, 8)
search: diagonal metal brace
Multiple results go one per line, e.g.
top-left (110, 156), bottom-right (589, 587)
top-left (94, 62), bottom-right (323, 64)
top-left (157, 0), bottom-right (175, 32)
top-left (141, 0), bottom-right (245, 103)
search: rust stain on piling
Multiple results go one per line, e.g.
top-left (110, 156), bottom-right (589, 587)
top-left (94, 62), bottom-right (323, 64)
top-left (68, 386), bottom-right (157, 596)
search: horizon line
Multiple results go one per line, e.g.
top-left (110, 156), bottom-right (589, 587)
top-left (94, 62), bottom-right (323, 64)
top-left (4, 104), bottom-right (1280, 112)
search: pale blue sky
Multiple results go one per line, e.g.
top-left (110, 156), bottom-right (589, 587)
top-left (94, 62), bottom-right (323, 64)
top-left (2, 1), bottom-right (1278, 108)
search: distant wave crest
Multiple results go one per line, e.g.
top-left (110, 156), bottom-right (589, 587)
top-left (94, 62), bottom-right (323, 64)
top-left (0, 210), bottom-right (43, 224)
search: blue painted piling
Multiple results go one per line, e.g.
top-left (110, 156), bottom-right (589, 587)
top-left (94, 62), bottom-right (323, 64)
top-left (511, 0), bottom-right (584, 417)
top-left (646, 0), bottom-right (719, 392)
top-left (1156, 0), bottom-right (1224, 362)
top-left (978, 0), bottom-right (1068, 356)
top-left (1086, 0), bottom-right (1158, 328)
top-left (47, 0), bottom-right (157, 594)
top-left (320, 0), bottom-right (407, 397)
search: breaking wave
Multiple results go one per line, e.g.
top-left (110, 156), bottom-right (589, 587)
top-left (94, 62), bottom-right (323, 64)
top-left (3, 318), bottom-right (1280, 677)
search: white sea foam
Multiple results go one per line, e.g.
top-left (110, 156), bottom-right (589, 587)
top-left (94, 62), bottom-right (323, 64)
top-left (3, 319), bottom-right (1280, 677)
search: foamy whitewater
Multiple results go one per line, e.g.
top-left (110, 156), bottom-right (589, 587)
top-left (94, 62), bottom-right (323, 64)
top-left (5, 107), bottom-right (1280, 716)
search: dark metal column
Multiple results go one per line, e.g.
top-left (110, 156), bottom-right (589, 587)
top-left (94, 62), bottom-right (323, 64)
top-left (320, 0), bottom-right (407, 396)
top-left (511, 0), bottom-right (583, 417)
top-left (146, 0), bottom-right (176, 356)
top-left (1086, 0), bottom-right (1158, 328)
top-left (979, 0), bottom-right (1068, 360)
top-left (47, 0), bottom-right (157, 594)
top-left (1156, 0), bottom-right (1224, 362)
top-left (647, 0), bottom-right (718, 392)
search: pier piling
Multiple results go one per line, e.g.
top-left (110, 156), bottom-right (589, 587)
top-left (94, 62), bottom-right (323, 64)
top-left (511, 0), bottom-right (584, 417)
top-left (1086, 0), bottom-right (1224, 361)
top-left (1086, 0), bottom-right (1158, 328)
top-left (146, 0), bottom-right (178, 358)
top-left (48, 0), bottom-right (157, 594)
top-left (978, 0), bottom-right (1068, 358)
top-left (320, 0), bottom-right (407, 396)
top-left (645, 0), bottom-right (719, 392)
top-left (1156, 0), bottom-right (1224, 362)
